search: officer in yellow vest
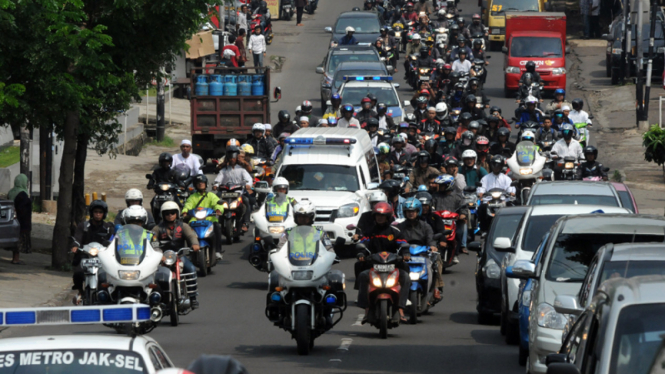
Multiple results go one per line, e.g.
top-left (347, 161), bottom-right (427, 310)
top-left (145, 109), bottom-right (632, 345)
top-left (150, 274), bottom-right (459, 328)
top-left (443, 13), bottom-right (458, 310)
top-left (276, 200), bottom-right (332, 254)
top-left (116, 205), bottom-right (156, 263)
top-left (265, 177), bottom-right (296, 218)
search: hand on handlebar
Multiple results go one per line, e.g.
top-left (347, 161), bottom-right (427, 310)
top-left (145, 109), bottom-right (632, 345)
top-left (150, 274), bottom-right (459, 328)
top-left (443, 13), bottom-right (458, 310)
top-left (192, 245), bottom-right (200, 252)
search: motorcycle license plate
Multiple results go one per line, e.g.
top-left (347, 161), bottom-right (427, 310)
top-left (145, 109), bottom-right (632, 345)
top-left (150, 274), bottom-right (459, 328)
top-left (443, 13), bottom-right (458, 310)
top-left (409, 257), bottom-right (426, 263)
top-left (374, 264), bottom-right (395, 272)
top-left (283, 4), bottom-right (291, 7)
top-left (420, 76), bottom-right (430, 81)
top-left (155, 195), bottom-right (169, 200)
top-left (81, 258), bottom-right (101, 267)
top-left (443, 220), bottom-right (453, 225)
top-left (221, 193), bottom-right (240, 198)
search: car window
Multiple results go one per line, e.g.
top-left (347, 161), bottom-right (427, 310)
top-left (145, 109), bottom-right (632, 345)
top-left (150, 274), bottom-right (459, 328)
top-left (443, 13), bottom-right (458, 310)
top-left (599, 260), bottom-right (665, 284)
top-left (340, 86), bottom-right (399, 107)
top-left (521, 214), bottom-right (564, 253)
top-left (564, 312), bottom-right (589, 365)
top-left (365, 149), bottom-right (380, 183)
top-left (530, 232), bottom-right (549, 263)
top-left (610, 303), bottom-right (665, 374)
top-left (334, 16), bottom-right (381, 34)
top-left (529, 194), bottom-right (620, 207)
top-left (280, 164), bottom-right (360, 192)
top-left (579, 257), bottom-right (599, 307)
top-left (327, 53), bottom-right (379, 74)
top-left (490, 0), bottom-right (539, 15)
top-left (510, 37), bottom-right (562, 58)
top-left (617, 191), bottom-right (636, 212)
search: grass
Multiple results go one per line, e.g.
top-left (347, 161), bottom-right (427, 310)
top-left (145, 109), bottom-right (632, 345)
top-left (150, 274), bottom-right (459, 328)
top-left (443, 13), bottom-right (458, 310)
top-left (0, 146), bottom-right (20, 168)
top-left (612, 170), bottom-right (623, 183)
top-left (106, 210), bottom-right (117, 223)
top-left (148, 136), bottom-right (174, 147)
top-left (145, 86), bottom-right (171, 97)
top-left (32, 200), bottom-right (41, 213)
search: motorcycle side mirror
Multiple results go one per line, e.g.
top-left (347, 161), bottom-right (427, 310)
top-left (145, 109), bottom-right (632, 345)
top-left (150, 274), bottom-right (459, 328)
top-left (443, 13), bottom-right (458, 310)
top-left (404, 100), bottom-right (411, 107)
top-left (602, 167), bottom-right (610, 172)
top-left (273, 87), bottom-right (281, 101)
top-left (333, 257), bottom-right (341, 264)
top-left (486, 55), bottom-right (492, 59)
top-left (432, 233), bottom-right (442, 241)
top-left (145, 174), bottom-right (152, 179)
top-left (511, 117), bottom-right (518, 122)
top-left (346, 224), bottom-right (357, 230)
top-left (468, 241), bottom-right (482, 252)
top-left (179, 247), bottom-right (191, 256)
top-left (387, 65), bottom-right (394, 74)
top-left (588, 115), bottom-right (594, 120)
top-left (324, 26), bottom-right (333, 33)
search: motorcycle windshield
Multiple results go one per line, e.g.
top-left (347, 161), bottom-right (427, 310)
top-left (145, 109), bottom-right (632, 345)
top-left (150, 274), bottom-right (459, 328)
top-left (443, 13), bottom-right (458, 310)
top-left (114, 225), bottom-right (148, 265)
top-left (287, 226), bottom-right (321, 266)
top-left (266, 201), bottom-right (289, 223)
top-left (515, 142), bottom-right (537, 166)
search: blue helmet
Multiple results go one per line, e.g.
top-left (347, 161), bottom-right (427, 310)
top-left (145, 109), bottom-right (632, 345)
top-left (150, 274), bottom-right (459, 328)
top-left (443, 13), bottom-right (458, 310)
top-left (561, 123), bottom-right (575, 139)
top-left (331, 93), bottom-right (341, 101)
top-left (554, 88), bottom-right (565, 96)
top-left (434, 174), bottom-right (456, 192)
top-left (417, 184), bottom-right (428, 192)
top-left (403, 197), bottom-right (422, 216)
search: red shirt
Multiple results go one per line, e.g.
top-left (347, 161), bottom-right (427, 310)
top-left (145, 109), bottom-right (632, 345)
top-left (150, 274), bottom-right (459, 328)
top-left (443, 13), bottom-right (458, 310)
top-left (222, 45), bottom-right (240, 67)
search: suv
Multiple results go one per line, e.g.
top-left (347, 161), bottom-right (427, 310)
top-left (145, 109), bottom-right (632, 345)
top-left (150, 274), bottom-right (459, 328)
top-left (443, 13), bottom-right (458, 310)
top-left (507, 214), bottom-right (665, 374)
top-left (546, 275), bottom-right (665, 374)
top-left (324, 11), bottom-right (383, 48)
top-left (338, 75), bottom-right (408, 123)
top-left (495, 205), bottom-right (629, 345)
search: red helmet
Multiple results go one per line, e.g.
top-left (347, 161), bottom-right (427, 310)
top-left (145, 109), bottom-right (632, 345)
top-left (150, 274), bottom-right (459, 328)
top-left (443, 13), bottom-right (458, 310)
top-left (419, 89), bottom-right (430, 97)
top-left (472, 13), bottom-right (481, 19)
top-left (476, 136), bottom-right (490, 153)
top-left (444, 63), bottom-right (452, 70)
top-left (406, 2), bottom-right (414, 7)
top-left (373, 202), bottom-right (394, 216)
top-left (361, 97), bottom-right (372, 104)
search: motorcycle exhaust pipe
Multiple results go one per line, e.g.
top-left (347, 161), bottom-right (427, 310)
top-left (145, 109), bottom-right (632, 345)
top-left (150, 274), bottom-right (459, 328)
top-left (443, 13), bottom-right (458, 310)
top-left (150, 307), bottom-right (163, 322)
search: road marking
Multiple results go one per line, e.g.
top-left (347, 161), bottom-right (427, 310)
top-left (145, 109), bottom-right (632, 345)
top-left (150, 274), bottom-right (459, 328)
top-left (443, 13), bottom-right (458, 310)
top-left (329, 359), bottom-right (342, 362)
top-left (352, 313), bottom-right (364, 326)
top-left (337, 338), bottom-right (353, 351)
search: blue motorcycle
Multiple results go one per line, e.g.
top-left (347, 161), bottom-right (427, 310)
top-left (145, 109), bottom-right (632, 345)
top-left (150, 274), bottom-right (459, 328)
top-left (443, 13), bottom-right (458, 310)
top-left (463, 187), bottom-right (481, 238)
top-left (188, 207), bottom-right (218, 277)
top-left (406, 244), bottom-right (437, 324)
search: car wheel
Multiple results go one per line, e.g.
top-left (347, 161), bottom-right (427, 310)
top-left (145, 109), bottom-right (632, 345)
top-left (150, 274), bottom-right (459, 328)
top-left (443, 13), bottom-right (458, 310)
top-left (519, 344), bottom-right (528, 366)
top-left (611, 68), bottom-right (619, 85)
top-left (606, 58), bottom-right (611, 77)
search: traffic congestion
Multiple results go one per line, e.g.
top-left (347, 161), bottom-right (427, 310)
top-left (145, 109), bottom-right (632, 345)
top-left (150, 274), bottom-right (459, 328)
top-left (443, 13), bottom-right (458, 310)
top-left (3, 0), bottom-right (665, 373)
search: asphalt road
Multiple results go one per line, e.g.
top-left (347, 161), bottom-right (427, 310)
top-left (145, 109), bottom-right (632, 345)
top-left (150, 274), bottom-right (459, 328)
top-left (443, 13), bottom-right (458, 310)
top-left (2, 1), bottom-right (530, 373)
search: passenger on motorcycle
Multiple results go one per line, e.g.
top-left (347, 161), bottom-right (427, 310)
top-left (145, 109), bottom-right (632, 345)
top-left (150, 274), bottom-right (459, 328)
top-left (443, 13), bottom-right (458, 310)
top-left (545, 88), bottom-right (571, 113)
top-left (264, 124), bottom-right (278, 148)
top-left (468, 14), bottom-right (486, 38)
top-left (475, 136), bottom-right (491, 171)
top-left (431, 62), bottom-right (452, 92)
top-left (404, 34), bottom-right (422, 76)
top-left (273, 110), bottom-right (299, 137)
top-left (379, 179), bottom-right (406, 219)
top-left (551, 124), bottom-right (584, 161)
top-left (535, 116), bottom-right (559, 144)
top-left (455, 112), bottom-right (473, 139)
top-left (430, 174), bottom-right (468, 259)
top-left (410, 151), bottom-right (442, 187)
top-left (464, 78), bottom-right (490, 108)
top-left (339, 26), bottom-right (359, 45)
top-left (438, 127), bottom-right (458, 155)
top-left (420, 107), bottom-right (441, 133)
top-left (172, 139), bottom-right (202, 176)
top-left (489, 127), bottom-right (516, 156)
top-left (388, 135), bottom-right (410, 167)
top-left (182, 175), bottom-right (225, 260)
top-left (151, 201), bottom-right (200, 309)
top-left (376, 103), bottom-right (396, 130)
top-left (434, 102), bottom-right (453, 127)
top-left (576, 146), bottom-right (608, 181)
top-left (444, 156), bottom-right (467, 192)
top-left (552, 108), bottom-right (574, 131)
top-left (338, 103), bottom-right (361, 128)
top-left (461, 94), bottom-right (486, 121)
top-left (459, 149), bottom-right (488, 188)
top-left (115, 189), bottom-right (156, 229)
top-left (356, 97), bottom-right (379, 127)
top-left (354, 191), bottom-right (392, 239)
top-left (355, 202), bottom-right (410, 323)
top-left (468, 120), bottom-right (481, 137)
top-left (518, 95), bottom-right (544, 124)
top-left (489, 106), bottom-right (511, 129)
top-left (569, 98), bottom-right (592, 125)
top-left (450, 37), bottom-right (474, 62)
top-left (71, 200), bottom-right (115, 305)
top-left (246, 123), bottom-right (276, 160)
top-left (380, 27), bottom-right (399, 61)
top-left (519, 61), bottom-right (542, 86)
top-left (148, 153), bottom-right (175, 189)
top-left (213, 146), bottom-right (253, 232)
top-left (272, 133), bottom-right (290, 161)
top-left (485, 116), bottom-right (501, 142)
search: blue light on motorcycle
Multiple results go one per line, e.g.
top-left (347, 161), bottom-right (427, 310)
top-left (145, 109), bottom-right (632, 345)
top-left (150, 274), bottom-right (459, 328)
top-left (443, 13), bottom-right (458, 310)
top-left (71, 309), bottom-right (101, 323)
top-left (325, 294), bottom-right (337, 305)
top-left (149, 292), bottom-right (162, 305)
top-left (5, 311), bottom-right (36, 325)
top-left (103, 307), bottom-right (133, 322)
top-left (253, 244), bottom-right (261, 252)
top-left (270, 292), bottom-right (282, 302)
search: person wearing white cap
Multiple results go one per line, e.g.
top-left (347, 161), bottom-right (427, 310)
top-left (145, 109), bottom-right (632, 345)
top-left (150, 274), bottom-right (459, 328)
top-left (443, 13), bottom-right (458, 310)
top-left (264, 123), bottom-right (278, 148)
top-left (318, 118), bottom-right (329, 127)
top-left (172, 139), bottom-right (202, 175)
top-left (299, 116), bottom-right (310, 128)
top-left (245, 123), bottom-right (275, 159)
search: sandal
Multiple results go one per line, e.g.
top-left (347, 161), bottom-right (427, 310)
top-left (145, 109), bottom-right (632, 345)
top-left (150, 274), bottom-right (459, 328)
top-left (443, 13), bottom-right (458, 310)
top-left (72, 295), bottom-right (82, 305)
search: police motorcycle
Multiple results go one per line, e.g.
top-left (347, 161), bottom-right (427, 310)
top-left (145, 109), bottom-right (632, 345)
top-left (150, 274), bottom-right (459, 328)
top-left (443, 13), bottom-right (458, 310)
top-left (97, 223), bottom-right (164, 334)
top-left (250, 185), bottom-right (296, 272)
top-left (187, 207), bottom-right (219, 277)
top-left (265, 202), bottom-right (346, 355)
top-left (506, 139), bottom-right (547, 204)
top-left (146, 164), bottom-right (192, 224)
top-left (216, 182), bottom-right (245, 244)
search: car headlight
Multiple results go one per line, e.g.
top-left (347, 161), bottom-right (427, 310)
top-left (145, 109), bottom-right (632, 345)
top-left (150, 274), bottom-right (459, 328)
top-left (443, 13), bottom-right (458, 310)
top-left (522, 289), bottom-right (532, 307)
top-left (195, 210), bottom-right (208, 220)
top-left (204, 224), bottom-right (215, 238)
top-left (612, 48), bottom-right (622, 54)
top-left (536, 303), bottom-right (568, 329)
top-left (337, 203), bottom-right (360, 218)
top-left (519, 168), bottom-right (533, 175)
top-left (269, 226), bottom-right (285, 234)
top-left (163, 250), bottom-right (177, 266)
top-left (552, 67), bottom-right (566, 75)
top-left (506, 66), bottom-right (521, 74)
top-left (482, 259), bottom-right (501, 279)
top-left (159, 184), bottom-right (170, 191)
top-left (385, 272), bottom-right (398, 288)
top-left (118, 270), bottom-right (140, 280)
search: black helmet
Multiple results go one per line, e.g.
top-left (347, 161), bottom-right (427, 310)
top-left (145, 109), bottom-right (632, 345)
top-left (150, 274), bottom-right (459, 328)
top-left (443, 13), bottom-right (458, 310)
top-left (381, 26), bottom-right (389, 33)
top-left (450, 71), bottom-right (461, 80)
top-left (457, 16), bottom-right (465, 24)
top-left (379, 179), bottom-right (402, 198)
top-left (377, 102), bottom-right (388, 115)
top-left (341, 103), bottom-right (354, 114)
top-left (352, 6), bottom-right (361, 11)
top-left (460, 112), bottom-right (472, 122)
top-left (424, 138), bottom-right (437, 151)
top-left (158, 152), bottom-right (173, 168)
top-left (450, 24), bottom-right (459, 31)
top-left (444, 126), bottom-right (457, 136)
top-left (487, 115), bottom-right (499, 125)
top-left (367, 93), bottom-right (377, 103)
top-left (457, 37), bottom-right (466, 45)
top-left (490, 155), bottom-right (505, 168)
top-left (405, 113), bottom-right (418, 124)
top-left (465, 94), bottom-right (476, 104)
top-left (260, 1), bottom-right (267, 9)
top-left (473, 39), bottom-right (482, 48)
top-left (469, 77), bottom-right (479, 87)
top-left (489, 105), bottom-right (501, 115)
top-left (415, 96), bottom-right (428, 106)
top-left (572, 98), bottom-right (584, 111)
top-left (278, 110), bottom-right (291, 122)
top-left (525, 61), bottom-right (536, 72)
top-left (417, 150), bottom-right (430, 163)
top-left (497, 127), bottom-right (510, 138)
top-left (193, 174), bottom-right (208, 188)
top-left (444, 156), bottom-right (459, 167)
top-left (419, 45), bottom-right (429, 55)
top-left (88, 200), bottom-right (108, 220)
top-left (416, 191), bottom-right (433, 206)
top-left (469, 121), bottom-right (480, 131)
top-left (583, 145), bottom-right (598, 158)
top-left (462, 131), bottom-right (475, 142)
top-left (367, 117), bottom-right (379, 128)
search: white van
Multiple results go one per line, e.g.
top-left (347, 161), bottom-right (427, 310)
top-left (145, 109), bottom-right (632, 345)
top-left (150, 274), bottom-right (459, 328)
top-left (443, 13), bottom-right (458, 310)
top-left (275, 127), bottom-right (380, 244)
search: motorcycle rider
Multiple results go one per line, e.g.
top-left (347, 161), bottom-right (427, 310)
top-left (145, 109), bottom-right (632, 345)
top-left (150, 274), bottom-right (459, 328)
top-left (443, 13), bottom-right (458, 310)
top-left (412, 96), bottom-right (429, 123)
top-left (339, 26), bottom-right (359, 45)
top-left (552, 123), bottom-right (584, 160)
top-left (468, 14), bottom-right (486, 38)
top-left (415, 0), bottom-right (435, 15)
top-left (545, 88), bottom-right (571, 113)
top-left (485, 116), bottom-right (501, 142)
top-left (409, 151), bottom-right (441, 187)
top-left (376, 103), bottom-right (396, 130)
top-left (252, 1), bottom-right (272, 35)
top-left (323, 93), bottom-right (342, 120)
top-left (367, 118), bottom-right (382, 146)
top-left (415, 45), bottom-right (436, 77)
top-left (404, 2), bottom-right (419, 23)
top-left (569, 98), bottom-right (592, 125)
top-left (456, 16), bottom-right (471, 39)
top-left (379, 179), bottom-right (405, 219)
top-left (419, 106), bottom-right (441, 133)
top-left (213, 146), bottom-right (253, 232)
top-left (71, 200), bottom-right (115, 305)
top-left (388, 135), bottom-right (409, 167)
top-left (450, 37), bottom-right (473, 62)
top-left (115, 189), bottom-right (156, 229)
top-left (489, 127), bottom-right (515, 156)
top-left (354, 191), bottom-right (392, 238)
top-left (475, 136), bottom-right (491, 171)
top-left (355, 97), bottom-right (379, 127)
top-left (461, 93), bottom-right (486, 121)
top-left (444, 156), bottom-right (467, 192)
top-left (434, 102), bottom-right (452, 127)
top-left (417, 191), bottom-right (446, 297)
top-left (356, 202), bottom-right (410, 323)
top-left (477, 155), bottom-right (515, 230)
top-left (172, 139), bottom-right (202, 176)
top-left (464, 78), bottom-right (489, 108)
top-left (431, 174), bottom-right (468, 259)
top-left (148, 153), bottom-right (175, 190)
top-left (517, 95), bottom-right (544, 124)
top-left (338, 103), bottom-right (361, 128)
top-left (438, 126), bottom-right (458, 156)
top-left (299, 100), bottom-right (318, 125)
top-left (576, 146), bottom-right (607, 180)
top-left (431, 62), bottom-right (452, 92)
top-left (246, 123), bottom-right (276, 160)
top-left (152, 201), bottom-right (201, 309)
top-left (423, 138), bottom-right (444, 168)
top-left (535, 115), bottom-right (559, 145)
top-left (452, 49), bottom-right (472, 74)
top-left (434, 8), bottom-right (450, 27)
top-left (519, 61), bottom-right (542, 86)
top-left (182, 175), bottom-right (225, 261)
top-left (273, 110), bottom-right (299, 137)
top-left (516, 73), bottom-right (543, 104)
top-left (459, 149), bottom-right (488, 189)
top-left (467, 120), bottom-right (481, 137)
top-left (489, 105), bottom-right (512, 129)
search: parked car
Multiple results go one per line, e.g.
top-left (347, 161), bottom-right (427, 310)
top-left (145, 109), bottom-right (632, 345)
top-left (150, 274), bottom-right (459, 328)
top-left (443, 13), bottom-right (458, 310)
top-left (612, 182), bottom-right (639, 213)
top-left (605, 20), bottom-right (665, 85)
top-left (0, 199), bottom-right (20, 251)
top-left (507, 214), bottom-right (665, 374)
top-left (469, 206), bottom-right (528, 325)
top-left (525, 181), bottom-right (622, 208)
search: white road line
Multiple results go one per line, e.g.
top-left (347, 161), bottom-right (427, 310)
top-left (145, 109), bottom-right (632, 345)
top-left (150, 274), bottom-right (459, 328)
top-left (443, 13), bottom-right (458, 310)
top-left (329, 359), bottom-right (342, 362)
top-left (337, 338), bottom-right (353, 351)
top-left (351, 313), bottom-right (364, 326)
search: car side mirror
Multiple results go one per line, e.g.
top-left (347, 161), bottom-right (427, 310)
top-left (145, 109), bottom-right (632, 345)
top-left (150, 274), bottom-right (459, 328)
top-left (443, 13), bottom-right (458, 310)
top-left (506, 260), bottom-right (536, 279)
top-left (387, 65), bottom-right (394, 74)
top-left (346, 224), bottom-right (357, 231)
top-left (501, 46), bottom-right (508, 54)
top-left (366, 182), bottom-right (380, 190)
top-left (546, 353), bottom-right (568, 366)
top-left (603, 33), bottom-right (613, 41)
top-left (324, 27), bottom-right (333, 33)
top-left (316, 66), bottom-right (324, 74)
top-left (468, 241), bottom-right (482, 252)
top-left (553, 295), bottom-right (583, 316)
top-left (404, 100), bottom-right (411, 107)
top-left (273, 87), bottom-right (281, 101)
top-left (393, 83), bottom-right (400, 88)
top-left (546, 363), bottom-right (580, 374)
top-left (493, 237), bottom-right (514, 252)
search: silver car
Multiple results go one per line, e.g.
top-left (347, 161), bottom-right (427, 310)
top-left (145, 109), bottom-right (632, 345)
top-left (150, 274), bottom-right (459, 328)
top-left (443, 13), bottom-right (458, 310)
top-left (525, 181), bottom-right (622, 207)
top-left (0, 199), bottom-right (20, 251)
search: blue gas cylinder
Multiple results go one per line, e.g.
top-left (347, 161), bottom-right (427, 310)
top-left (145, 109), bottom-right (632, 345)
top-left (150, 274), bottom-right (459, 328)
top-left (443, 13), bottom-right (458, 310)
top-left (223, 75), bottom-right (237, 96)
top-left (238, 75), bottom-right (252, 96)
top-left (209, 75), bottom-right (224, 96)
top-left (251, 75), bottom-right (265, 96)
top-left (195, 75), bottom-right (209, 96)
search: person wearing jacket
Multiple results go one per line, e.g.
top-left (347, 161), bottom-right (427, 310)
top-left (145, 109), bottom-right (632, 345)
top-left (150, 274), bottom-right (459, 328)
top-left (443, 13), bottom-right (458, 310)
top-left (114, 189), bottom-right (156, 230)
top-left (409, 151), bottom-right (441, 188)
top-left (376, 103), bottom-right (396, 130)
top-left (182, 175), bottom-right (225, 260)
top-left (355, 97), bottom-right (378, 127)
top-left (576, 145), bottom-right (607, 180)
top-left (430, 175), bottom-right (468, 260)
top-left (246, 123), bottom-right (275, 160)
top-left (273, 110), bottom-right (299, 137)
top-left (489, 127), bottom-right (516, 157)
top-left (379, 179), bottom-right (406, 219)
top-left (7, 174), bottom-right (32, 263)
top-left (458, 150), bottom-right (488, 189)
top-left (535, 116), bottom-right (559, 145)
top-left (339, 26), bottom-right (359, 45)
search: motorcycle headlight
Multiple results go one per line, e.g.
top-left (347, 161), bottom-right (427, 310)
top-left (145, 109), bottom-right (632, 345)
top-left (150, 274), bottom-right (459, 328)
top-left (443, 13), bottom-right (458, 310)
top-left (385, 272), bottom-right (398, 288)
top-left (204, 224), bottom-right (215, 238)
top-left (536, 303), bottom-right (568, 329)
top-left (159, 184), bottom-right (170, 191)
top-left (565, 162), bottom-right (574, 169)
top-left (371, 273), bottom-right (383, 287)
top-left (163, 250), bottom-right (177, 266)
top-left (229, 199), bottom-right (240, 210)
top-left (552, 67), bottom-right (566, 75)
top-left (395, 32), bottom-right (401, 38)
top-left (118, 270), bottom-right (140, 280)
top-left (506, 66), bottom-right (521, 74)
top-left (195, 210), bottom-right (207, 220)
top-left (88, 247), bottom-right (99, 257)
top-left (482, 259), bottom-right (501, 279)
top-left (337, 203), bottom-right (360, 218)
top-left (491, 191), bottom-right (502, 199)
top-left (292, 270), bottom-right (313, 280)
top-left (269, 226), bottom-right (285, 234)
top-left (409, 272), bottom-right (421, 281)
top-left (519, 168), bottom-right (533, 175)
top-left (522, 289), bottom-right (532, 307)
top-left (222, 202), bottom-right (229, 209)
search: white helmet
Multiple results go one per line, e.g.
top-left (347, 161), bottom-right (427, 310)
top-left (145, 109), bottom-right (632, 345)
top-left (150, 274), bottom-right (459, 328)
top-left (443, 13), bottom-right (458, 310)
top-left (438, 8), bottom-right (446, 17)
top-left (399, 133), bottom-right (409, 143)
top-left (435, 58), bottom-right (445, 65)
top-left (368, 190), bottom-right (388, 204)
top-left (461, 149), bottom-right (477, 162)
top-left (124, 188), bottom-right (143, 206)
top-left (252, 123), bottom-right (265, 134)
top-left (160, 201), bottom-right (181, 219)
top-left (272, 177), bottom-right (290, 195)
top-left (295, 105), bottom-right (301, 113)
top-left (346, 26), bottom-right (355, 33)
top-left (123, 205), bottom-right (148, 225)
top-left (521, 130), bottom-right (536, 143)
top-left (293, 200), bottom-right (316, 224)
top-left (526, 95), bottom-right (538, 104)
top-left (412, 33), bottom-right (421, 41)
top-left (435, 102), bottom-right (448, 119)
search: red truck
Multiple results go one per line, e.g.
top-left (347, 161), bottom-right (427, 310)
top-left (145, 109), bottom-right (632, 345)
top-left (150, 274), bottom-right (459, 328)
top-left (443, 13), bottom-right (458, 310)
top-left (502, 12), bottom-right (567, 98)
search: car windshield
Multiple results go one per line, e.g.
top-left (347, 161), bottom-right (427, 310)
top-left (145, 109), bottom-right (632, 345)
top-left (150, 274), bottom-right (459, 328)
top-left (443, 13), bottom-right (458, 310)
top-left (334, 70), bottom-right (385, 89)
top-left (631, 23), bottom-right (664, 41)
top-left (488, 214), bottom-right (524, 257)
top-left (334, 17), bottom-right (381, 34)
top-left (618, 191), bottom-right (636, 212)
top-left (529, 194), bottom-right (620, 207)
top-left (515, 141), bottom-right (538, 166)
top-left (610, 303), bottom-right (665, 374)
top-left (510, 37), bottom-right (563, 58)
top-left (340, 86), bottom-right (399, 106)
top-left (0, 349), bottom-right (148, 374)
top-left (328, 53), bottom-right (380, 74)
top-left (280, 164), bottom-right (360, 192)
top-left (287, 226), bottom-right (321, 266)
top-left (114, 225), bottom-right (148, 265)
top-left (521, 214), bottom-right (564, 253)
top-left (491, 0), bottom-right (538, 15)
top-left (599, 260), bottom-right (665, 285)
top-left (546, 233), bottom-right (664, 282)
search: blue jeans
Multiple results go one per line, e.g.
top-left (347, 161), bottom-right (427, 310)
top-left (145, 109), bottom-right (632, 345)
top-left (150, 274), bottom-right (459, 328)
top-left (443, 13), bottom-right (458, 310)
top-left (253, 53), bottom-right (264, 69)
top-left (583, 15), bottom-right (591, 38)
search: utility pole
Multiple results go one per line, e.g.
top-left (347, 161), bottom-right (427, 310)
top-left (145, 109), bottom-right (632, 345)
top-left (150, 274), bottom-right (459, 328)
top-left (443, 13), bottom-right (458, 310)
top-left (642, 0), bottom-right (658, 120)
top-left (635, 0), bottom-right (645, 125)
top-left (39, 125), bottom-right (53, 202)
top-left (623, 0), bottom-right (631, 83)
top-left (156, 77), bottom-right (165, 141)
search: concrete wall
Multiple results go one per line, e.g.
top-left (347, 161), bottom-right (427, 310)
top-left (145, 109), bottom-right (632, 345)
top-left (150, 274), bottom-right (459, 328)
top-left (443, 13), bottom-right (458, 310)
top-left (0, 126), bottom-right (14, 147)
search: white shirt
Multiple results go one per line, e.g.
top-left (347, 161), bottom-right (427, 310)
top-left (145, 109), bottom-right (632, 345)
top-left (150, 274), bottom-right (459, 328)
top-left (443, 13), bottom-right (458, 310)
top-left (552, 138), bottom-right (585, 161)
top-left (171, 153), bottom-right (202, 175)
top-left (452, 59), bottom-right (472, 73)
top-left (214, 164), bottom-right (253, 187)
top-left (248, 34), bottom-right (266, 54)
top-left (378, 115), bottom-right (388, 130)
top-left (476, 173), bottom-right (516, 195)
top-left (337, 117), bottom-right (360, 128)
top-left (237, 12), bottom-right (248, 31)
top-left (568, 109), bottom-right (591, 125)
top-left (590, 0), bottom-right (600, 16)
